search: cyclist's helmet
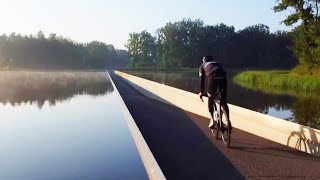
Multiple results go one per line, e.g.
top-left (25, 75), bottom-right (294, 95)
top-left (202, 56), bottom-right (213, 63)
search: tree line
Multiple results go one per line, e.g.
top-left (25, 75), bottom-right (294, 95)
top-left (126, 19), bottom-right (298, 69)
top-left (0, 31), bottom-right (128, 69)
top-left (4, 0), bottom-right (319, 72)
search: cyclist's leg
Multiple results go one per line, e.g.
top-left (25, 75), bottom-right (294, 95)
top-left (208, 95), bottom-right (214, 116)
top-left (207, 75), bottom-right (217, 128)
top-left (207, 93), bottom-right (215, 128)
top-left (220, 77), bottom-right (231, 130)
top-left (220, 77), bottom-right (229, 118)
top-left (207, 93), bottom-right (218, 117)
top-left (220, 96), bottom-right (229, 120)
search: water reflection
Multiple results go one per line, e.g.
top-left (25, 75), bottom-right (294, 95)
top-left (292, 97), bottom-right (320, 128)
top-left (125, 70), bottom-right (320, 129)
top-left (0, 94), bottom-right (148, 179)
top-left (234, 79), bottom-right (320, 129)
top-left (0, 71), bottom-right (148, 179)
top-left (129, 71), bottom-right (200, 93)
top-left (0, 71), bottom-right (113, 108)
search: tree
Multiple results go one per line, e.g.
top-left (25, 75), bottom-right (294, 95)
top-left (85, 41), bottom-right (118, 68)
top-left (274, 0), bottom-right (320, 70)
top-left (156, 19), bottom-right (204, 67)
top-left (126, 31), bottom-right (156, 67)
top-left (199, 23), bottom-right (235, 66)
top-left (37, 30), bottom-right (45, 39)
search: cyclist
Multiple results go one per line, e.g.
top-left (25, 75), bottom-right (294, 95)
top-left (198, 55), bottom-right (230, 128)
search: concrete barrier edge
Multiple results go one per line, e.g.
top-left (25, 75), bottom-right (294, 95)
top-left (115, 70), bottom-right (320, 156)
top-left (107, 71), bottom-right (166, 180)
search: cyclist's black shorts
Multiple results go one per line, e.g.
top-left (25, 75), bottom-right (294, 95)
top-left (207, 74), bottom-right (227, 104)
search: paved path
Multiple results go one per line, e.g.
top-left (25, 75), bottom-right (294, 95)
top-left (110, 72), bottom-right (320, 180)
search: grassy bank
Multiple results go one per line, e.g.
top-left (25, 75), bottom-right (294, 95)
top-left (233, 71), bottom-right (320, 96)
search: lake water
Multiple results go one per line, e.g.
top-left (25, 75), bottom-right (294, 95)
top-left (0, 71), bottom-right (148, 179)
top-left (124, 71), bottom-right (320, 130)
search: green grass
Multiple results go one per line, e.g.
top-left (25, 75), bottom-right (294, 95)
top-left (233, 70), bottom-right (320, 97)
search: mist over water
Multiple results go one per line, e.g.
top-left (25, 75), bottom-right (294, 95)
top-left (0, 71), bottom-right (114, 108)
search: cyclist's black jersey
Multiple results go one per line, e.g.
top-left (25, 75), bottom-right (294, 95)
top-left (199, 61), bottom-right (226, 94)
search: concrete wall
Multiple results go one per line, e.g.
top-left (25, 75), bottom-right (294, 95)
top-left (108, 72), bottom-right (166, 180)
top-left (115, 70), bottom-right (320, 156)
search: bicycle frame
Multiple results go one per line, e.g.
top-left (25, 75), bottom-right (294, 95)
top-left (213, 99), bottom-right (222, 126)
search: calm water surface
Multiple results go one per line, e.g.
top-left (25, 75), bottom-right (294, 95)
top-left (0, 71), bottom-right (148, 180)
top-left (125, 71), bottom-right (320, 129)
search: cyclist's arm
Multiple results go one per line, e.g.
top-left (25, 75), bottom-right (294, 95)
top-left (199, 64), bottom-right (205, 94)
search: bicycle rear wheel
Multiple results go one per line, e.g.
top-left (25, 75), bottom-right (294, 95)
top-left (220, 109), bottom-right (231, 147)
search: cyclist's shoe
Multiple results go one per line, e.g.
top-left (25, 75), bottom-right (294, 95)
top-left (208, 121), bottom-right (214, 128)
top-left (208, 117), bottom-right (214, 128)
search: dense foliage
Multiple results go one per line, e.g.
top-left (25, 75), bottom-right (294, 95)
top-left (126, 19), bottom-right (297, 69)
top-left (0, 31), bottom-right (129, 69)
top-left (274, 0), bottom-right (320, 72)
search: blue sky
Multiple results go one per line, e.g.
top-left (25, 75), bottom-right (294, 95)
top-left (0, 0), bottom-right (294, 49)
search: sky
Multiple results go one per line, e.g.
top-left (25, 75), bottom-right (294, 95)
top-left (0, 0), bottom-right (294, 49)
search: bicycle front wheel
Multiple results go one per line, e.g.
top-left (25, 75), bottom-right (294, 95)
top-left (220, 109), bottom-right (231, 147)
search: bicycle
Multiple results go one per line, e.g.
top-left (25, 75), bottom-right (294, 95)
top-left (201, 92), bottom-right (232, 147)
